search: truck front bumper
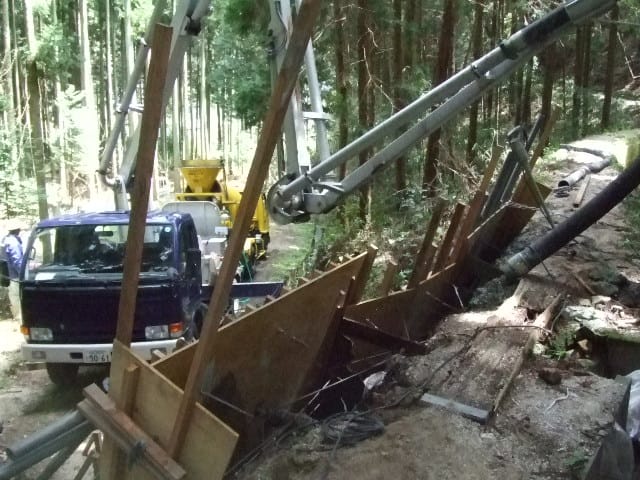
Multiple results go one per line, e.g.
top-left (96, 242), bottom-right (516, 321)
top-left (22, 339), bottom-right (177, 364)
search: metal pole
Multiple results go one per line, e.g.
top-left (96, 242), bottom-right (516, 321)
top-left (273, 0), bottom-right (615, 204)
top-left (97, 0), bottom-right (167, 187)
top-left (0, 417), bottom-right (92, 480)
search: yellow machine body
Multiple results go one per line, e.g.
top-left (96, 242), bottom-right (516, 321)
top-left (176, 159), bottom-right (270, 261)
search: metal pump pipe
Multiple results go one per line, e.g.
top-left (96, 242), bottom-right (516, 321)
top-left (97, 0), bottom-right (167, 188)
top-left (502, 154), bottom-right (640, 279)
top-left (269, 0), bottom-right (616, 223)
top-left (0, 410), bottom-right (91, 480)
top-left (557, 155), bottom-right (612, 188)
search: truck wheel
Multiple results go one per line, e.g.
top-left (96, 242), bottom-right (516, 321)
top-left (46, 363), bottom-right (79, 386)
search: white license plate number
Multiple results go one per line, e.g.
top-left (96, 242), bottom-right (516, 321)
top-left (83, 351), bottom-right (112, 363)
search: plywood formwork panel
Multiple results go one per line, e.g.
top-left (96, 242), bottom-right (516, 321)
top-left (344, 265), bottom-right (459, 340)
top-left (101, 341), bottom-right (238, 480)
top-left (154, 253), bottom-right (368, 405)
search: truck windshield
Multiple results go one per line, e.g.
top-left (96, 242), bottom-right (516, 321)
top-left (23, 224), bottom-right (175, 280)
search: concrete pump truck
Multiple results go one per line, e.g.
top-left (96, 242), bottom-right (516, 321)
top-left (18, 0), bottom-right (330, 385)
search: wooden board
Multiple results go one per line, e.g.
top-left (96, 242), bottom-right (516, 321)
top-left (344, 264), bottom-right (459, 342)
top-left (167, 0), bottom-right (322, 456)
top-left (154, 253), bottom-right (368, 390)
top-left (99, 341), bottom-right (238, 480)
top-left (428, 318), bottom-right (530, 411)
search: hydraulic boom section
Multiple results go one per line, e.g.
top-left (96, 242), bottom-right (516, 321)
top-left (266, 0), bottom-right (616, 225)
top-left (98, 0), bottom-right (328, 210)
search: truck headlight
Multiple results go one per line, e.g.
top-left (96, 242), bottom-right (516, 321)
top-left (30, 327), bottom-right (53, 342)
top-left (145, 325), bottom-right (169, 340)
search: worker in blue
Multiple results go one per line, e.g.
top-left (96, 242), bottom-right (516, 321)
top-left (3, 219), bottom-right (24, 321)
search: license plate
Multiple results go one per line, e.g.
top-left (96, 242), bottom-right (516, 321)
top-left (83, 350), bottom-right (112, 363)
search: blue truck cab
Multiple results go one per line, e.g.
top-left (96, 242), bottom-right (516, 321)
top-left (19, 210), bottom-right (203, 385)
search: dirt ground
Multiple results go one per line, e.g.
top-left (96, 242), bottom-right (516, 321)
top-left (1, 135), bottom-right (639, 478)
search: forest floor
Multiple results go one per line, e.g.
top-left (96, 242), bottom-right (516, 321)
top-left (1, 134), bottom-right (640, 478)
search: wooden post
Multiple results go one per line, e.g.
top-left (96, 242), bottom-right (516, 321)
top-left (378, 260), bottom-right (398, 297)
top-left (431, 203), bottom-right (467, 274)
top-left (344, 245), bottom-right (378, 306)
top-left (408, 198), bottom-right (446, 289)
top-left (166, 0), bottom-right (322, 458)
top-left (573, 174), bottom-right (591, 208)
top-left (529, 107), bottom-right (560, 169)
top-left (114, 24), bottom-right (173, 346)
top-left (449, 143), bottom-right (502, 265)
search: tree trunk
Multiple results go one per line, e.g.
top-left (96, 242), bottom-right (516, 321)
top-left (393, 0), bottom-right (406, 191)
top-left (521, 59), bottom-right (533, 125)
top-left (539, 43), bottom-right (559, 134)
top-left (2, 0), bottom-right (17, 165)
top-left (601, 4), bottom-right (618, 129)
top-left (357, 0), bottom-right (371, 224)
top-left (24, 0), bottom-right (49, 220)
top-left (572, 27), bottom-right (584, 138)
top-left (581, 22), bottom-right (592, 137)
top-left (334, 0), bottom-right (349, 226)
top-left (27, 62), bottom-right (49, 222)
top-left (78, 0), bottom-right (99, 200)
top-left (465, 0), bottom-right (484, 164)
top-left (423, 0), bottom-right (457, 196)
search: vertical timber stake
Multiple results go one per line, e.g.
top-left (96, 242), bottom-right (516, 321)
top-left (114, 24), bottom-right (173, 347)
top-left (167, 0), bottom-right (322, 458)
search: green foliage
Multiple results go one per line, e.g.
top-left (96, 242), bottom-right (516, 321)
top-left (206, 1), bottom-right (271, 127)
top-left (0, 131), bottom-right (38, 219)
top-left (265, 223), bottom-right (316, 285)
top-left (546, 326), bottom-right (576, 360)
top-left (564, 449), bottom-right (589, 477)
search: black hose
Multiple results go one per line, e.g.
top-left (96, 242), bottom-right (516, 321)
top-left (503, 154), bottom-right (640, 278)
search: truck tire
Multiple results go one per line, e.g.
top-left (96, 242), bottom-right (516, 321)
top-left (46, 363), bottom-right (79, 386)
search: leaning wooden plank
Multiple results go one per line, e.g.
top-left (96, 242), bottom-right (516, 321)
top-left (573, 174), bottom-right (591, 208)
top-left (344, 264), bottom-right (458, 342)
top-left (344, 245), bottom-right (378, 305)
top-left (102, 24), bottom-right (173, 480)
top-left (492, 294), bottom-right (563, 414)
top-left (344, 288), bottom-right (418, 340)
top-left (192, 254), bottom-right (368, 451)
top-left (100, 341), bottom-right (238, 480)
top-left (168, 0), bottom-right (322, 457)
top-left (448, 144), bottom-right (502, 265)
top-left (80, 385), bottom-right (186, 480)
top-left (153, 253), bottom-right (368, 390)
top-left (430, 203), bottom-right (467, 274)
top-left (408, 199), bottom-right (446, 288)
top-left (115, 24), bottom-right (172, 347)
top-left (409, 264), bottom-right (461, 337)
top-left (378, 259), bottom-right (398, 297)
top-left (112, 364), bottom-right (141, 478)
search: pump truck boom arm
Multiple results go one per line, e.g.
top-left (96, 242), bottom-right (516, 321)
top-left (98, 0), bottom-right (329, 210)
top-left (266, 0), bottom-right (615, 225)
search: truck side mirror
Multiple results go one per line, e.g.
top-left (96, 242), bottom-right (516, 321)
top-left (185, 248), bottom-right (201, 276)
